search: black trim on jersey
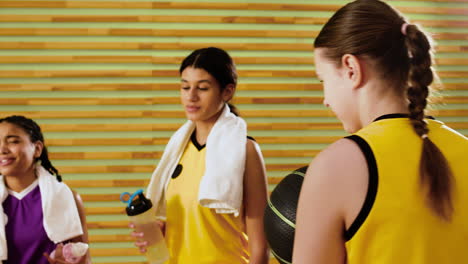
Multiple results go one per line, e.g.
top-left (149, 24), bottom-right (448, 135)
top-left (191, 131), bottom-right (206, 151)
top-left (374, 113), bottom-right (435, 122)
top-left (191, 132), bottom-right (256, 151)
top-left (343, 135), bottom-right (378, 241)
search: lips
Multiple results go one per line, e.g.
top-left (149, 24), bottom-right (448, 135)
top-left (186, 106), bottom-right (200, 113)
top-left (0, 158), bottom-right (14, 166)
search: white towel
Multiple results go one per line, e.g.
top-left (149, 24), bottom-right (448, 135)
top-left (0, 165), bottom-right (83, 260)
top-left (147, 104), bottom-right (247, 218)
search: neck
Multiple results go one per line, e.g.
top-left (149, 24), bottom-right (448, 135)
top-left (358, 84), bottom-right (409, 128)
top-left (193, 108), bottom-right (224, 145)
top-left (4, 167), bottom-right (37, 193)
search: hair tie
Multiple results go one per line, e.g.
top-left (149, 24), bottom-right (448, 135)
top-left (401, 23), bottom-right (409, 36)
top-left (421, 134), bottom-right (428, 139)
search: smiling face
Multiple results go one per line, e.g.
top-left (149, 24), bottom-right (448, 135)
top-left (314, 48), bottom-right (361, 133)
top-left (180, 67), bottom-right (234, 124)
top-left (0, 122), bottom-right (43, 178)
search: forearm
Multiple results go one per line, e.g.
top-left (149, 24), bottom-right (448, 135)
top-left (248, 248), bottom-right (269, 264)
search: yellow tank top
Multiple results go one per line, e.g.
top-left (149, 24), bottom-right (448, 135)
top-left (345, 115), bottom-right (468, 264)
top-left (165, 137), bottom-right (249, 264)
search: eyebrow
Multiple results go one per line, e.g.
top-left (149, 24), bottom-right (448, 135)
top-left (181, 79), bottom-right (212, 85)
top-left (4, 135), bottom-right (20, 140)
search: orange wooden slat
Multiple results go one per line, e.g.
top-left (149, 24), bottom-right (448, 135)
top-left (1, 28), bottom-right (466, 40)
top-left (1, 15), bottom-right (467, 28)
top-left (4, 109), bottom-right (467, 119)
top-left (45, 136), bottom-right (340, 146)
top-left (2, 83), bottom-right (467, 92)
top-left (0, 109), bottom-right (336, 119)
top-left (0, 1), bottom-right (466, 15)
top-left (0, 69), bottom-right (464, 78)
top-left (0, 28), bottom-right (320, 38)
top-left (0, 41), bottom-right (315, 51)
top-left (5, 96), bottom-right (466, 106)
top-left (58, 163), bottom-right (305, 174)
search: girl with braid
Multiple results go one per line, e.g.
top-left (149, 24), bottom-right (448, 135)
top-left (293, 1), bottom-right (467, 263)
top-left (0, 115), bottom-right (90, 264)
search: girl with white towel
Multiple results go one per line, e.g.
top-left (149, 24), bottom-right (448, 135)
top-left (130, 47), bottom-right (270, 264)
top-left (0, 115), bottom-right (90, 264)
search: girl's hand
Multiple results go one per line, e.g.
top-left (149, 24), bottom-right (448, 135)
top-left (129, 220), bottom-right (165, 253)
top-left (44, 244), bottom-right (87, 264)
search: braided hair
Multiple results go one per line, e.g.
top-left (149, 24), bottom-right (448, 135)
top-left (314, 0), bottom-right (454, 220)
top-left (0, 115), bottom-right (62, 182)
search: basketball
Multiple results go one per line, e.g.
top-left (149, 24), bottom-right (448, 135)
top-left (264, 166), bottom-right (308, 264)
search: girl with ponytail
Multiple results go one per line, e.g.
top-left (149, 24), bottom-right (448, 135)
top-left (129, 47), bottom-right (269, 263)
top-left (0, 115), bottom-right (90, 264)
top-left (292, 1), bottom-right (467, 263)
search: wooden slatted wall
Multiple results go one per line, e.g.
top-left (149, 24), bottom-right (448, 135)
top-left (0, 0), bottom-right (467, 263)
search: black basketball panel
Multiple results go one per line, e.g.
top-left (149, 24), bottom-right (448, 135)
top-left (264, 202), bottom-right (295, 263)
top-left (269, 174), bottom-right (304, 223)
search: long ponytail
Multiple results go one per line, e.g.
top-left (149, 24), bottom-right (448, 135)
top-left (404, 24), bottom-right (454, 221)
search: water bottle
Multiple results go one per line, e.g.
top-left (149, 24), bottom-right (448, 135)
top-left (120, 189), bottom-right (169, 264)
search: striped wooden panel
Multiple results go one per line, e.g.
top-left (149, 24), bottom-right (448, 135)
top-left (0, 83), bottom-right (466, 91)
top-left (0, 42), bottom-right (465, 53)
top-left (2, 56), bottom-right (468, 65)
top-left (0, 1), bottom-right (466, 263)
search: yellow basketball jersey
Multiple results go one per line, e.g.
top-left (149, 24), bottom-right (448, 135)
top-left (345, 115), bottom-right (468, 264)
top-left (165, 138), bottom-right (249, 264)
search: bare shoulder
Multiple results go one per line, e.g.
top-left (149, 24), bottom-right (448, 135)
top-left (303, 137), bottom-right (369, 227)
top-left (246, 138), bottom-right (261, 155)
top-left (308, 137), bottom-right (366, 179)
top-left (71, 189), bottom-right (84, 205)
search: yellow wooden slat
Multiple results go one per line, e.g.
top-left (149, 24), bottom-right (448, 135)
top-left (0, 97), bottom-right (324, 106)
top-left (89, 247), bottom-right (140, 257)
top-left (0, 1), bottom-right (466, 15)
top-left (85, 207), bottom-right (125, 215)
top-left (39, 121), bottom-right (468, 133)
top-left (0, 42), bottom-right (464, 53)
top-left (66, 179), bottom-right (149, 188)
top-left (0, 14), bottom-right (329, 24)
top-left (42, 123), bottom-right (342, 132)
top-left (87, 220), bottom-right (128, 229)
top-left (89, 234), bottom-right (133, 242)
top-left (50, 149), bottom-right (323, 161)
top-left (47, 138), bottom-right (168, 146)
top-left (82, 194), bottom-right (123, 202)
top-left (435, 58), bottom-right (468, 66)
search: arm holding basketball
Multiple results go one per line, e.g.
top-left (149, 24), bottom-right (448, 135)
top-left (292, 138), bottom-right (368, 264)
top-left (244, 139), bottom-right (270, 264)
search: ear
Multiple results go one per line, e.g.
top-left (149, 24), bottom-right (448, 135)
top-left (222, 84), bottom-right (236, 102)
top-left (33, 141), bottom-right (44, 159)
top-left (341, 54), bottom-right (363, 90)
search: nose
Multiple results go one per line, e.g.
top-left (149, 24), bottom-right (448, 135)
top-left (187, 87), bottom-right (199, 101)
top-left (0, 142), bottom-right (8, 154)
top-left (323, 99), bottom-right (330, 108)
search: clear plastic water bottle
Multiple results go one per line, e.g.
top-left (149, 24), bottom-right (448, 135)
top-left (121, 189), bottom-right (169, 264)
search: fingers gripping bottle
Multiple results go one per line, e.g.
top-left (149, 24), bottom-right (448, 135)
top-left (121, 189), bottom-right (169, 264)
